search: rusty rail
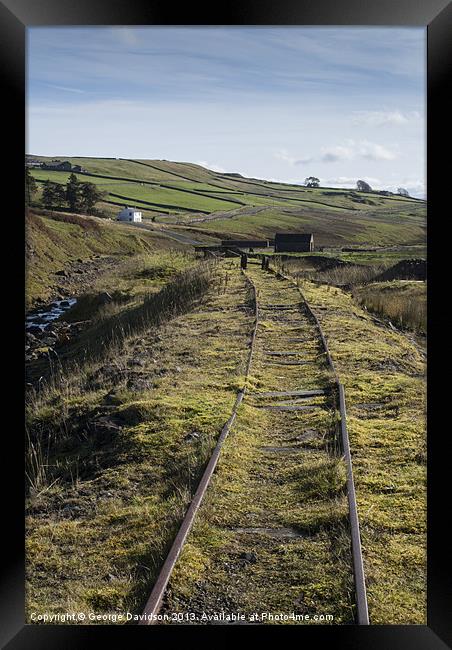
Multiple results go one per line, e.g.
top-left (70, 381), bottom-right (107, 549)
top-left (268, 263), bottom-right (369, 625)
top-left (339, 383), bottom-right (369, 625)
top-left (139, 270), bottom-right (259, 625)
top-left (140, 261), bottom-right (368, 625)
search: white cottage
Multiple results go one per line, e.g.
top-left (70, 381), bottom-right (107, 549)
top-left (117, 207), bottom-right (142, 223)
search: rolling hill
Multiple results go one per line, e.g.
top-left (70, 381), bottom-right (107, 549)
top-left (28, 155), bottom-right (426, 249)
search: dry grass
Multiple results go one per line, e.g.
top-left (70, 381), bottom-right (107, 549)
top-left (26, 260), bottom-right (219, 494)
top-left (272, 256), bottom-right (389, 289)
top-left (43, 210), bottom-right (102, 232)
top-left (25, 260), bottom-right (257, 622)
top-left (353, 281), bottom-right (426, 333)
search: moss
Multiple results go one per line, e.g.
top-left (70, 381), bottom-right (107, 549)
top-left (25, 260), bottom-right (255, 622)
top-left (163, 267), bottom-right (354, 624)
top-left (298, 279), bottom-right (426, 623)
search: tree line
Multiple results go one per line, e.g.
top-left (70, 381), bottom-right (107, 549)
top-left (25, 168), bottom-right (105, 214)
top-left (303, 175), bottom-right (410, 196)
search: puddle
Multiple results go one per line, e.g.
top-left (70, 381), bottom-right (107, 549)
top-left (26, 298), bottom-right (77, 332)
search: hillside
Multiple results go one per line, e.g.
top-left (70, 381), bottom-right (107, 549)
top-left (25, 209), bottom-right (188, 308)
top-left (28, 156), bottom-right (426, 250)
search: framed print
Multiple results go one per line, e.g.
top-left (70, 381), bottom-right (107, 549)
top-left (1, 0), bottom-right (451, 646)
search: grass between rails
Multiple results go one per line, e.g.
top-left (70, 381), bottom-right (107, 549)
top-left (163, 266), bottom-right (355, 624)
top-left (293, 279), bottom-right (426, 624)
top-left (25, 260), bottom-right (256, 622)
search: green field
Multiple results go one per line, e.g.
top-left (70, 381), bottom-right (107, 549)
top-left (29, 156), bottom-right (426, 248)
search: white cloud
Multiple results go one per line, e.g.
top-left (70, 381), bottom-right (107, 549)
top-left (320, 145), bottom-right (354, 163)
top-left (352, 110), bottom-right (421, 126)
top-left (320, 175), bottom-right (425, 198)
top-left (196, 160), bottom-right (226, 173)
top-left (322, 175), bottom-right (381, 187)
top-left (275, 141), bottom-right (398, 167)
top-left (274, 149), bottom-right (313, 165)
top-left (320, 140), bottom-right (397, 162)
top-left (357, 140), bottom-right (397, 161)
top-left (384, 179), bottom-right (426, 198)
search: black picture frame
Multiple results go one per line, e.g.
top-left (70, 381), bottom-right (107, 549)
top-left (2, 0), bottom-right (451, 647)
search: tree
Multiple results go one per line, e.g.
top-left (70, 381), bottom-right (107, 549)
top-left (66, 173), bottom-right (82, 212)
top-left (41, 181), bottom-right (53, 209)
top-left (356, 179), bottom-right (372, 192)
top-left (397, 187), bottom-right (410, 197)
top-left (79, 182), bottom-right (104, 214)
top-left (304, 176), bottom-right (320, 188)
top-left (25, 167), bottom-right (38, 206)
top-left (42, 181), bottom-right (66, 209)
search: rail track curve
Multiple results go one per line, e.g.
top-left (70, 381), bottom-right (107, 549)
top-left (139, 259), bottom-right (369, 625)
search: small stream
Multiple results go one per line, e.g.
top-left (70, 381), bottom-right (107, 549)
top-left (26, 298), bottom-right (77, 332)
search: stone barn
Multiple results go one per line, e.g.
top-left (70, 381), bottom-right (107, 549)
top-left (274, 233), bottom-right (314, 253)
top-left (117, 206), bottom-right (142, 223)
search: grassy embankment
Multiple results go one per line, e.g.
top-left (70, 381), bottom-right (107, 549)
top-left (26, 260), bottom-right (256, 622)
top-left (273, 256), bottom-right (426, 335)
top-left (26, 210), bottom-right (189, 309)
top-left (353, 281), bottom-right (426, 334)
top-left (291, 278), bottom-right (426, 624)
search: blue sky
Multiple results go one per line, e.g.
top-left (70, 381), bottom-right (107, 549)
top-left (27, 27), bottom-right (426, 197)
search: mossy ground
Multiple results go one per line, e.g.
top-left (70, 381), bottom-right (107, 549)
top-left (296, 279), bottom-right (426, 624)
top-left (163, 263), bottom-right (354, 625)
top-left (25, 258), bottom-right (426, 625)
top-left (26, 260), bottom-right (254, 622)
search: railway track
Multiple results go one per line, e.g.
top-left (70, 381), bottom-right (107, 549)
top-left (139, 259), bottom-right (369, 625)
